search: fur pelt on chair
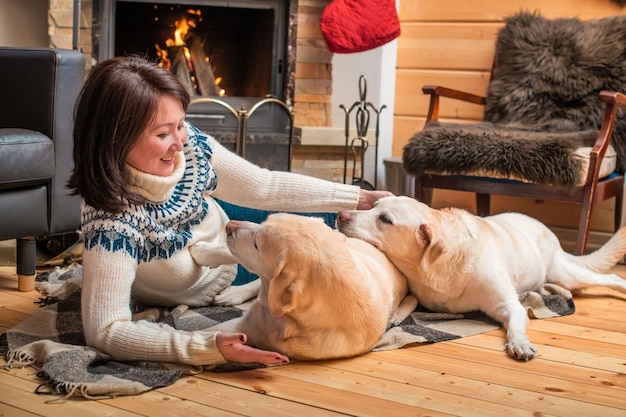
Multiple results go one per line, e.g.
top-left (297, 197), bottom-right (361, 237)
top-left (404, 121), bottom-right (598, 187)
top-left (403, 11), bottom-right (626, 187)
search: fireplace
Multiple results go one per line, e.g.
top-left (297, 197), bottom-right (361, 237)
top-left (95, 0), bottom-right (298, 170)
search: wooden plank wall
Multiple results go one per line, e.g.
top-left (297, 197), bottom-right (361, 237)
top-left (393, 0), bottom-right (626, 233)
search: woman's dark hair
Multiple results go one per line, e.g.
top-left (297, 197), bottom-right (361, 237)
top-left (67, 55), bottom-right (190, 214)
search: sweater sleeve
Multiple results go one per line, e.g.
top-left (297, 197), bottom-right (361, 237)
top-left (208, 136), bottom-right (361, 212)
top-left (81, 247), bottom-right (227, 366)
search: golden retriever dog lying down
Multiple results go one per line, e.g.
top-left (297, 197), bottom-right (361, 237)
top-left (193, 213), bottom-right (413, 361)
top-left (336, 196), bottom-right (626, 361)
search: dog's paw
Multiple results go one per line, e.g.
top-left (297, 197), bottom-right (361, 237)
top-left (388, 294), bottom-right (419, 327)
top-left (132, 308), bottom-right (161, 322)
top-left (214, 282), bottom-right (259, 306)
top-left (387, 316), bottom-right (403, 328)
top-left (189, 242), bottom-right (236, 268)
top-left (504, 341), bottom-right (537, 361)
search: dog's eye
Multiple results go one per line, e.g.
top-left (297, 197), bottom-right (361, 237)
top-left (379, 214), bottom-right (393, 225)
top-left (253, 236), bottom-right (259, 250)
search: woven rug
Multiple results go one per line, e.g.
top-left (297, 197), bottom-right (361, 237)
top-left (0, 264), bottom-right (575, 400)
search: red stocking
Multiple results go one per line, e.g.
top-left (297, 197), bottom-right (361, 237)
top-left (320, 0), bottom-right (401, 53)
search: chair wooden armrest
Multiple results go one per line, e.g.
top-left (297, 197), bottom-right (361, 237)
top-left (599, 90), bottom-right (626, 106)
top-left (585, 91), bottom-right (626, 184)
top-left (422, 85), bottom-right (487, 122)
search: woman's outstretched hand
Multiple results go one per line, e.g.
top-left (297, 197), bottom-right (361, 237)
top-left (216, 332), bottom-right (289, 364)
top-left (357, 189), bottom-right (394, 210)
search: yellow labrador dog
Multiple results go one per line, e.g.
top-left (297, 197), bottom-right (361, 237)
top-left (337, 196), bottom-right (626, 361)
top-left (193, 213), bottom-right (412, 361)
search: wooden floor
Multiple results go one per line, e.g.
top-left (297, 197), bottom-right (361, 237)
top-left (1, 264), bottom-right (626, 416)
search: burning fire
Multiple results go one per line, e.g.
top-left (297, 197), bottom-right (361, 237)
top-left (155, 16), bottom-right (194, 71)
top-left (169, 18), bottom-right (193, 48)
top-left (214, 76), bottom-right (225, 97)
top-left (155, 10), bottom-right (225, 97)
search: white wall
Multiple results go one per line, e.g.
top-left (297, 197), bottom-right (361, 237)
top-left (0, 0), bottom-right (48, 47)
top-left (330, 39), bottom-right (398, 190)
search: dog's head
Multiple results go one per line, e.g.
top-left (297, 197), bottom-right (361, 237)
top-left (337, 196), bottom-right (445, 270)
top-left (227, 213), bottom-right (351, 318)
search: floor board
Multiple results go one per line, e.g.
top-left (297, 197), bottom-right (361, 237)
top-left (1, 260), bottom-right (626, 416)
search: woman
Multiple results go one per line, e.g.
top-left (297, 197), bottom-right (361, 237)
top-left (68, 55), bottom-right (392, 367)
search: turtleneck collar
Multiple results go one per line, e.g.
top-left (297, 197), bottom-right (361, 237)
top-left (126, 151), bottom-right (186, 203)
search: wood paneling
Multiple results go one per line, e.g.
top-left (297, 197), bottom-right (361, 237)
top-left (398, 0), bottom-right (626, 22)
top-left (397, 23), bottom-right (501, 70)
top-left (394, 70), bottom-right (490, 118)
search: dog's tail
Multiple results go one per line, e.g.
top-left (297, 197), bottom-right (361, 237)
top-left (570, 226), bottom-right (626, 272)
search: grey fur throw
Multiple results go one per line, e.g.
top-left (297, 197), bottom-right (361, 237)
top-left (404, 121), bottom-right (599, 187)
top-left (403, 11), bottom-right (626, 186)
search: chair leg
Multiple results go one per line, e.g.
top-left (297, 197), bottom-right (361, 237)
top-left (615, 187), bottom-right (624, 231)
top-left (414, 175), bottom-right (433, 205)
top-left (574, 214), bottom-right (592, 256)
top-left (16, 237), bottom-right (36, 292)
top-left (613, 188), bottom-right (625, 264)
top-left (476, 193), bottom-right (491, 216)
top-left (574, 190), bottom-right (595, 255)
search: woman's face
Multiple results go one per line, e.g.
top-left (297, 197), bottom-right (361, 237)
top-left (127, 95), bottom-right (187, 177)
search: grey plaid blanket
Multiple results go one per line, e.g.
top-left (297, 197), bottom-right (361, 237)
top-left (0, 264), bottom-right (575, 400)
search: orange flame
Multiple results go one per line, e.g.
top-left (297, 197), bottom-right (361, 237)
top-left (166, 18), bottom-right (195, 47)
top-left (157, 11), bottom-right (225, 96)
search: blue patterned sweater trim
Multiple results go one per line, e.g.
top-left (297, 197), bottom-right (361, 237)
top-left (83, 124), bottom-right (218, 263)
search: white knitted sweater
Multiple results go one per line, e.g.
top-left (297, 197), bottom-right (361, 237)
top-left (80, 123), bottom-right (361, 366)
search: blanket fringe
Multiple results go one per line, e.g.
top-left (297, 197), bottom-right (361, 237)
top-left (35, 371), bottom-right (119, 402)
top-left (3, 349), bottom-right (36, 369)
top-left (35, 296), bottom-right (61, 306)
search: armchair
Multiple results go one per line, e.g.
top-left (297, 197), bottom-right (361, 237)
top-left (402, 11), bottom-right (626, 255)
top-left (0, 47), bottom-right (85, 290)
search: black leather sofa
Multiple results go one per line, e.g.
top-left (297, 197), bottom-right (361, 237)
top-left (0, 47), bottom-right (85, 290)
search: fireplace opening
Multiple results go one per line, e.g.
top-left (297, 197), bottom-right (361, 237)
top-left (96, 0), bottom-right (298, 170)
top-left (114, 2), bottom-right (276, 98)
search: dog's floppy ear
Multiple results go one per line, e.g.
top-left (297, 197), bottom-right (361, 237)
top-left (267, 261), bottom-right (303, 317)
top-left (415, 223), bottom-right (444, 269)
